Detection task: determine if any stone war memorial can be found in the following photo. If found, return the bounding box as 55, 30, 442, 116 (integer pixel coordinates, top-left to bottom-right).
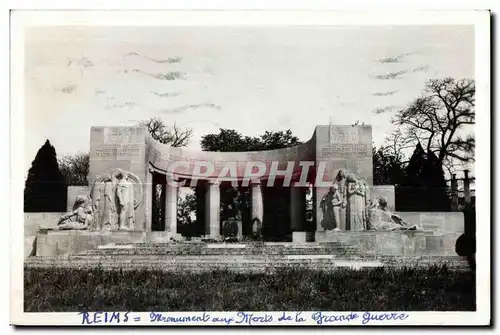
26, 124, 468, 271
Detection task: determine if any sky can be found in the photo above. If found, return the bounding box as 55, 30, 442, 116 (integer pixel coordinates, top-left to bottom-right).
24, 25, 475, 174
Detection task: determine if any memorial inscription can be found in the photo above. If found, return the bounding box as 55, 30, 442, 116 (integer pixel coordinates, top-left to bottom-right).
329, 128, 359, 144
92, 144, 142, 158
321, 144, 370, 157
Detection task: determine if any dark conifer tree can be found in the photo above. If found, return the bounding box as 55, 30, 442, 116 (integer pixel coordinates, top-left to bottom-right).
421, 150, 451, 211
397, 143, 427, 211
24, 140, 67, 212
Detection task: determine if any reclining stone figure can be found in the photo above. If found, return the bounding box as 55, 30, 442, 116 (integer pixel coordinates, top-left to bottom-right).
57, 195, 94, 230
366, 197, 420, 231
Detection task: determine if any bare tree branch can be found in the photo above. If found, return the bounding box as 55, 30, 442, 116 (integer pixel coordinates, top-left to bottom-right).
139, 117, 193, 147
388, 78, 475, 171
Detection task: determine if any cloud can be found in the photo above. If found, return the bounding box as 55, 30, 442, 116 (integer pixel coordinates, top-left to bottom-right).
412, 64, 430, 73
372, 90, 398, 97
126, 52, 182, 64
372, 105, 401, 114
371, 70, 407, 80
67, 57, 94, 68
158, 103, 222, 114
95, 90, 106, 95
60, 84, 77, 94
378, 51, 417, 64
131, 69, 186, 80
105, 102, 137, 109
151, 91, 180, 98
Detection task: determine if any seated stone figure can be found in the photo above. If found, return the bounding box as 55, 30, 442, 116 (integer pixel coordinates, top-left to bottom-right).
57, 195, 93, 230
367, 197, 420, 231
251, 218, 263, 241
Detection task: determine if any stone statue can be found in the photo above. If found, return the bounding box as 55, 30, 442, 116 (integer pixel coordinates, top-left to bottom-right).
251, 217, 263, 241
346, 174, 367, 231
367, 197, 420, 231
57, 195, 93, 230
102, 175, 117, 230
222, 187, 243, 240
89, 169, 142, 231
90, 173, 117, 230
114, 169, 136, 230
320, 184, 342, 231
334, 169, 347, 229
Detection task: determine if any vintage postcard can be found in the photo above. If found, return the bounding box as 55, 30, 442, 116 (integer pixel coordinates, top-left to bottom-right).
10, 10, 490, 326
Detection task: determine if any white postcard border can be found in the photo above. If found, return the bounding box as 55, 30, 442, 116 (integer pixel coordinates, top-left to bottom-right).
10, 9, 491, 326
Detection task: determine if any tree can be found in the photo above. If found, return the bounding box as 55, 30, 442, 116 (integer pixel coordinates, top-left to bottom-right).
372, 146, 405, 186
388, 78, 475, 173
397, 143, 450, 211
421, 150, 451, 211
177, 192, 197, 226
140, 117, 193, 147
24, 140, 67, 212
58, 152, 89, 186
201, 128, 301, 152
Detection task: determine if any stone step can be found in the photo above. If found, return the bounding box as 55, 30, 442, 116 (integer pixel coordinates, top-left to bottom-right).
24, 254, 470, 273
87, 242, 357, 252
24, 262, 470, 273
81, 247, 359, 256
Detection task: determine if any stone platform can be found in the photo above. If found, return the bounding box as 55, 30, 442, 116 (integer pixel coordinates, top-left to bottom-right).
35, 230, 179, 257
315, 230, 461, 257
25, 230, 469, 273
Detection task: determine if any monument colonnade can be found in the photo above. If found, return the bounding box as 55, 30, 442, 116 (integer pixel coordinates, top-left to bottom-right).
145, 165, 307, 239
88, 125, 374, 241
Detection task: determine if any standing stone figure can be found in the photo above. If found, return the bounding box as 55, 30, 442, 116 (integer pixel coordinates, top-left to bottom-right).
102, 175, 117, 230
346, 174, 367, 231
333, 169, 347, 229
320, 184, 342, 230
90, 169, 142, 231
115, 169, 135, 230
90, 174, 117, 230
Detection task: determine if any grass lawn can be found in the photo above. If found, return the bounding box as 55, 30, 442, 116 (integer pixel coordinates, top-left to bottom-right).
24, 265, 475, 312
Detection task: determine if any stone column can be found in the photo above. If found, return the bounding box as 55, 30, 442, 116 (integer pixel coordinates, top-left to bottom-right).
291, 186, 306, 243
144, 168, 154, 232
250, 180, 264, 223
165, 178, 178, 235
464, 169, 471, 205
205, 180, 220, 238
451, 174, 459, 211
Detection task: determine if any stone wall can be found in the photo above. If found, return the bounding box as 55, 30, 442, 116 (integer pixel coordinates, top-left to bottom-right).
394, 212, 464, 234
315, 231, 461, 257
66, 186, 90, 212
24, 213, 63, 258
89, 126, 148, 231
35, 231, 177, 257
371, 185, 395, 209
313, 125, 373, 232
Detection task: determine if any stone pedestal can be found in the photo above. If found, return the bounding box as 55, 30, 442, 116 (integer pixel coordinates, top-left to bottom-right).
88, 126, 148, 231
205, 180, 220, 238
313, 125, 373, 233
292, 232, 307, 244
165, 181, 177, 235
